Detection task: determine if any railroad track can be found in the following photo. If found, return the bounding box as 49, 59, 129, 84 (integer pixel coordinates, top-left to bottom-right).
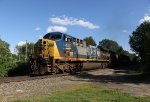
0, 73, 70, 84
0, 68, 102, 84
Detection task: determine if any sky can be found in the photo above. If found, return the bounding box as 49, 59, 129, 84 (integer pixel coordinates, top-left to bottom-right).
0, 0, 150, 54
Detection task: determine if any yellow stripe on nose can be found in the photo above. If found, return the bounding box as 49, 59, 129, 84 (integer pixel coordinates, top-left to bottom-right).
53, 41, 62, 59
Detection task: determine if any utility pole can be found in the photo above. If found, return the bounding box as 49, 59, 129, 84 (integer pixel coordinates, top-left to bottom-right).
25, 40, 28, 61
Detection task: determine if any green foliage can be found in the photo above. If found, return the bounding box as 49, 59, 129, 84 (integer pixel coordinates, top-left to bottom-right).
0, 39, 14, 76
83, 36, 96, 46
16, 42, 34, 61
99, 39, 138, 63
14, 84, 150, 102
16, 42, 34, 55
7, 42, 35, 76
99, 39, 123, 53
0, 39, 34, 76
12, 54, 18, 61
129, 21, 150, 61
129, 22, 150, 55
8, 61, 29, 76
129, 21, 150, 73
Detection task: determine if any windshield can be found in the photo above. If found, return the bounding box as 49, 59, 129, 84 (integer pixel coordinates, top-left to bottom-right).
43, 33, 62, 40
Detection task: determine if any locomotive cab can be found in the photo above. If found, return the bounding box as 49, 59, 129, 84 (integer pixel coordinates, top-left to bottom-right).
33, 32, 64, 58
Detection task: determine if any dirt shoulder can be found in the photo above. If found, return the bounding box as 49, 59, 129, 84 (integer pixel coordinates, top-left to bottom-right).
76, 66, 150, 97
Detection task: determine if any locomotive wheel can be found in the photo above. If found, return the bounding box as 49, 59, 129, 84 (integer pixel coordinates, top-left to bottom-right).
51, 66, 60, 75
29, 60, 37, 77
78, 63, 83, 72
52, 69, 56, 75
30, 60, 43, 76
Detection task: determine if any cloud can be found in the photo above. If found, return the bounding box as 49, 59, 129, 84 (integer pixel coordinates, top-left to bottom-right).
145, 7, 150, 16
9, 46, 18, 54
122, 29, 128, 33
139, 15, 150, 23
17, 41, 26, 46
9, 45, 15, 54
47, 26, 67, 33
34, 27, 40, 31
139, 7, 150, 24
49, 16, 99, 29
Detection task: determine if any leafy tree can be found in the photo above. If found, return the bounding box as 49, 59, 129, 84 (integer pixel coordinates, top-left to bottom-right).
6, 42, 35, 76
0, 39, 14, 76
129, 21, 150, 73
83, 36, 96, 46
0, 39, 34, 76
99, 39, 138, 63
99, 39, 122, 53
16, 42, 34, 61
12, 54, 18, 61
129, 21, 150, 58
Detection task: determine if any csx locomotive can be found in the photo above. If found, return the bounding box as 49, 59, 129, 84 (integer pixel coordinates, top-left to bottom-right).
29, 32, 110, 75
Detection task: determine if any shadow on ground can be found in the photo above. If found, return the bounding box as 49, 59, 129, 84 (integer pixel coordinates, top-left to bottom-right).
73, 65, 150, 84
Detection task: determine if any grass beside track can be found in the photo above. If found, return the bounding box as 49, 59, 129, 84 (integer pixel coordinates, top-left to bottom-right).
14, 83, 150, 102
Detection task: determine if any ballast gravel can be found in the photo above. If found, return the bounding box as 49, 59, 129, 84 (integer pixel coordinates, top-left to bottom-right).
0, 75, 87, 102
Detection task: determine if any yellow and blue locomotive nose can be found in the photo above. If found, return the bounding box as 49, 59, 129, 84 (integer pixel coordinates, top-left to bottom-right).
34, 39, 61, 59
40, 39, 55, 58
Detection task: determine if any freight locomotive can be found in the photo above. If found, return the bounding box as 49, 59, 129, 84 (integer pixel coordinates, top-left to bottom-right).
29, 32, 110, 76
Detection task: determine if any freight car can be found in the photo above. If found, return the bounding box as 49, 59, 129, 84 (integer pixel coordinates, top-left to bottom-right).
109, 51, 131, 67
29, 32, 110, 76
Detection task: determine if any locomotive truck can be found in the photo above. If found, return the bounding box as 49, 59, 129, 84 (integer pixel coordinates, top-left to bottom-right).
29, 32, 110, 76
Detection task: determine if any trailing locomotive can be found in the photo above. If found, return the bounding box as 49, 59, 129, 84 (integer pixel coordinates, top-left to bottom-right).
29, 32, 110, 76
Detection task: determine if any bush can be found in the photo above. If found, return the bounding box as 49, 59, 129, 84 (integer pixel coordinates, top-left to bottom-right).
0, 61, 16, 76
8, 61, 29, 76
